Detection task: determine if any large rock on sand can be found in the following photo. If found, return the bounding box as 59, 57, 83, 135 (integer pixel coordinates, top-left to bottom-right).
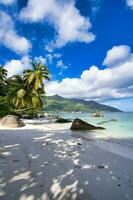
70, 118, 105, 130
1, 115, 25, 128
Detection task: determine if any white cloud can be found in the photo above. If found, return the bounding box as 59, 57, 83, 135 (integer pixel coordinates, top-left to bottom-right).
20, 0, 95, 49
0, 11, 31, 54
3, 55, 55, 77
56, 59, 69, 76
46, 53, 58, 64
4, 56, 32, 77
46, 45, 133, 101
103, 45, 131, 67
44, 53, 62, 64
127, 0, 133, 9
33, 53, 62, 66
56, 60, 68, 70
34, 56, 47, 65
0, 0, 16, 5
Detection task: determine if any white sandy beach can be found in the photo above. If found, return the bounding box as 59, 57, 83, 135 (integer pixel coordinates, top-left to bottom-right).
0, 123, 133, 200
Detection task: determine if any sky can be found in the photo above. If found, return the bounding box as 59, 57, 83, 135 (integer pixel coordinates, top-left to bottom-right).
0, 0, 133, 111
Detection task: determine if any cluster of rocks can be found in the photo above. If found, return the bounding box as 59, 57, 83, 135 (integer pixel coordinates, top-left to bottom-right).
21, 114, 38, 119
0, 115, 105, 130
21, 113, 59, 119
54, 116, 105, 130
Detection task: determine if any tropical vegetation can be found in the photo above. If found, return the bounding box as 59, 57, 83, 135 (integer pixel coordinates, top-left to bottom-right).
0, 62, 50, 117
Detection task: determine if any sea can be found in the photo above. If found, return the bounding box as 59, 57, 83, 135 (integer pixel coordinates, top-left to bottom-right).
60, 111, 133, 147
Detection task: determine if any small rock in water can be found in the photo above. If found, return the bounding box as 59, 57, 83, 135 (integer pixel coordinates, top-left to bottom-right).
117, 184, 121, 187
97, 165, 105, 169
55, 118, 72, 123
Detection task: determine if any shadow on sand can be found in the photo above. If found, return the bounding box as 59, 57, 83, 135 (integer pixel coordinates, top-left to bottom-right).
0, 128, 133, 200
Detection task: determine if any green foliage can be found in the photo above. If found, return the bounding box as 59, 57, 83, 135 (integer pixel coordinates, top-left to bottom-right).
0, 62, 50, 117
43, 97, 91, 112
24, 62, 50, 92
0, 104, 11, 117
6, 75, 32, 109
0, 67, 8, 97
43, 95, 121, 112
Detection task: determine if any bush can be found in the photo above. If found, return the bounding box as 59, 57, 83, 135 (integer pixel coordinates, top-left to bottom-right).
0, 104, 11, 117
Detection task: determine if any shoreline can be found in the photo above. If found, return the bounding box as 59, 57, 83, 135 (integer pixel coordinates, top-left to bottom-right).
0, 122, 133, 160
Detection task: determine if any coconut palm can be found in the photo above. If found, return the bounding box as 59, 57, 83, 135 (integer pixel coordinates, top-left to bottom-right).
6, 75, 32, 109
24, 62, 50, 93
7, 74, 45, 111
0, 62, 50, 112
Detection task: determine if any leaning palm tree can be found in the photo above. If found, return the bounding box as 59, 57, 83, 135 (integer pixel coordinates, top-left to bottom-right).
24, 62, 50, 93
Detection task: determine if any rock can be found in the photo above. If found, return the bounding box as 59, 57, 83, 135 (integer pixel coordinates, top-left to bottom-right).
55, 117, 72, 123
92, 112, 104, 117
21, 114, 37, 119
98, 119, 117, 125
37, 113, 44, 118
70, 118, 105, 130
21, 114, 28, 119
110, 119, 117, 122
44, 112, 49, 117
1, 115, 25, 128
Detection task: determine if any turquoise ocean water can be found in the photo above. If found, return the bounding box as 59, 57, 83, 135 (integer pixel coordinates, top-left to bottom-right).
60, 112, 133, 147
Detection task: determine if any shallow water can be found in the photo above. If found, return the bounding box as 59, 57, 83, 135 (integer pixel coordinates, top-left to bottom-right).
60, 112, 133, 147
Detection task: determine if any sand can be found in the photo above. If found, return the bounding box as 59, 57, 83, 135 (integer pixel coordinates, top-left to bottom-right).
0, 123, 133, 200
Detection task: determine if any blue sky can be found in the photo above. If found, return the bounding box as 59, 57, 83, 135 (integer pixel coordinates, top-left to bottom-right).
0, 0, 133, 111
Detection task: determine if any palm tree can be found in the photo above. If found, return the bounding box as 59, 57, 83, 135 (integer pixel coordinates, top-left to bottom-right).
0, 67, 10, 116
0, 67, 7, 97
24, 62, 50, 93
7, 72, 48, 111
6, 75, 32, 109
0, 67, 7, 82
0, 62, 50, 112
23, 62, 50, 111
